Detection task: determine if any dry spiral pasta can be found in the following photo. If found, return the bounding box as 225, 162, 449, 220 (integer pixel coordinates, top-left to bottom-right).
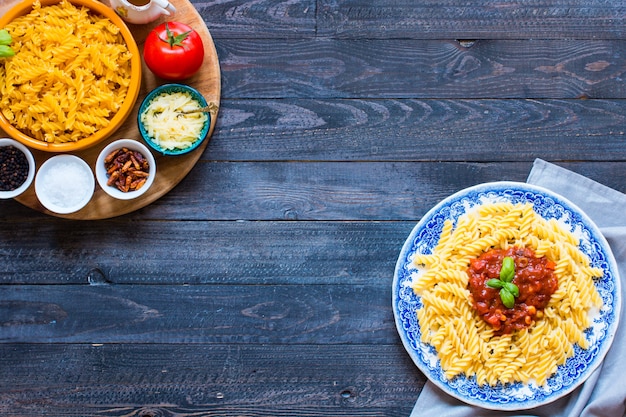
0, 0, 132, 143
412, 202, 603, 387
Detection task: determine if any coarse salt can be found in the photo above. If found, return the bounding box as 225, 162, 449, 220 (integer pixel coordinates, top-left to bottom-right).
39, 160, 92, 208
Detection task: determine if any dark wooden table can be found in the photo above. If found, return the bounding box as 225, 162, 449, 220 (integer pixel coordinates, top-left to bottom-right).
2, 1, 626, 416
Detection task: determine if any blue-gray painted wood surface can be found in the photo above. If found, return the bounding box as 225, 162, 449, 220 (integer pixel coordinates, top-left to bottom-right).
1, 1, 626, 415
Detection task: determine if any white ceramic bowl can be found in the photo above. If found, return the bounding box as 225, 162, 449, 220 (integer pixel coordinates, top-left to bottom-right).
0, 138, 36, 199
35, 155, 94, 213
95, 139, 156, 200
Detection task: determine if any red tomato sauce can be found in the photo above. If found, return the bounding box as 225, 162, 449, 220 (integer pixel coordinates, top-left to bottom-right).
467, 247, 558, 334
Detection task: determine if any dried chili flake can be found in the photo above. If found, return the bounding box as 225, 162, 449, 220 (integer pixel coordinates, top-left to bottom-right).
103, 147, 150, 192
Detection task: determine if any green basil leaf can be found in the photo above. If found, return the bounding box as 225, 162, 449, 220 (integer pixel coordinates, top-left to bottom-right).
500, 288, 515, 308
0, 45, 15, 58
486, 279, 504, 289
502, 270, 515, 283
500, 256, 515, 282
0, 29, 11, 46
503, 282, 519, 297
502, 256, 515, 271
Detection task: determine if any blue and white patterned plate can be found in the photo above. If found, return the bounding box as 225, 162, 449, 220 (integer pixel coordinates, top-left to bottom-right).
393, 181, 621, 411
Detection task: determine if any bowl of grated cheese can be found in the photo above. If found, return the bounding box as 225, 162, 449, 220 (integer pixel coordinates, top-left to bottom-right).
137, 84, 211, 156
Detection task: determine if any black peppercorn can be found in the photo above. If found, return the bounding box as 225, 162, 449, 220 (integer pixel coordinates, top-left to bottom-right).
0, 145, 29, 191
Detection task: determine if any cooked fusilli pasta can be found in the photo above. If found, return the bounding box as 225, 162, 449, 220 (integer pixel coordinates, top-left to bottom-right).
412, 202, 603, 387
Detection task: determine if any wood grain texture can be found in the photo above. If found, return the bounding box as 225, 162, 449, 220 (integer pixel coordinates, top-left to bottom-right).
0, 220, 413, 284
316, 0, 626, 40
192, 0, 317, 39
0, 284, 397, 342
189, 0, 626, 41
3, 162, 626, 220
0, 344, 423, 417
216, 39, 626, 99
1, 0, 626, 415
144, 161, 626, 220
207, 99, 626, 161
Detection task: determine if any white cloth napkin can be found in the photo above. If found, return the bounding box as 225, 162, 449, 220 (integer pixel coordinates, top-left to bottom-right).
410, 159, 626, 417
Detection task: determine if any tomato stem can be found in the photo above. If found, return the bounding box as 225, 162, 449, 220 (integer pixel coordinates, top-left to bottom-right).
160, 23, 191, 48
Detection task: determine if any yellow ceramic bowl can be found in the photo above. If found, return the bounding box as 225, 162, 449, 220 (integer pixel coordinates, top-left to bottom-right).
0, 0, 141, 152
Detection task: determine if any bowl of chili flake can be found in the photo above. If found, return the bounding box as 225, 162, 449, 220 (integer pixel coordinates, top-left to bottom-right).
95, 139, 156, 200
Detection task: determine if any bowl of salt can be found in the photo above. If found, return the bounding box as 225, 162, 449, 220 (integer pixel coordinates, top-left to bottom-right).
35, 155, 95, 214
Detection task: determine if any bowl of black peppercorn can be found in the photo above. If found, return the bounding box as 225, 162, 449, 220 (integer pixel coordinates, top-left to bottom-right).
0, 138, 36, 199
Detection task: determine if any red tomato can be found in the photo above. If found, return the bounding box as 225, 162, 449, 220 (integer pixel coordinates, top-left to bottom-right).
143, 22, 204, 80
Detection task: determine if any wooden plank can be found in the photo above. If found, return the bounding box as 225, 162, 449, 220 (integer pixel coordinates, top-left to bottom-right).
0, 284, 397, 343
217, 39, 626, 99
317, 0, 626, 40
2, 162, 626, 221
191, 0, 317, 39
135, 161, 626, 220
0, 343, 423, 416
0, 220, 411, 284
207, 99, 626, 161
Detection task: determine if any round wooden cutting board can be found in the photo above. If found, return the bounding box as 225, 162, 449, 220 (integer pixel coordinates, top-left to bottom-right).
0, 0, 221, 219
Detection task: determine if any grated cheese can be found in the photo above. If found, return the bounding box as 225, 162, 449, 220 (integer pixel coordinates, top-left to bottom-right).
140, 92, 208, 150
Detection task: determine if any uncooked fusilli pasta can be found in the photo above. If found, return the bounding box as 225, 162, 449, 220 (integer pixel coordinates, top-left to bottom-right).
0, 0, 132, 143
